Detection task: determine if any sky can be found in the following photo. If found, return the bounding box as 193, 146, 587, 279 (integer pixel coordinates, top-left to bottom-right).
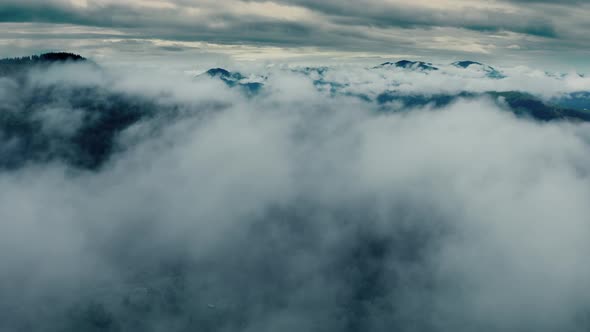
0, 0, 589, 70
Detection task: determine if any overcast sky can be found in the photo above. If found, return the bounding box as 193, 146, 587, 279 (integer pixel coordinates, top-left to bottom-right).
0, 0, 589, 70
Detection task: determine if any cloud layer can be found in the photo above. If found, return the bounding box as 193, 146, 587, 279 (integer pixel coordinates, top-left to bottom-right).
1, 59, 590, 331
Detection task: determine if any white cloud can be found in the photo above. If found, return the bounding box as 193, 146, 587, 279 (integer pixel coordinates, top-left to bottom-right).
1, 60, 590, 331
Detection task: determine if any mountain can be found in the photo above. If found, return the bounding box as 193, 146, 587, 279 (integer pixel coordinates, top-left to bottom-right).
551, 91, 590, 111
376, 90, 590, 121
376, 60, 439, 71
0, 52, 87, 77
452, 60, 505, 79
206, 67, 245, 82
202, 68, 263, 95
0, 52, 86, 65
293, 66, 329, 77
0, 53, 162, 170
489, 91, 590, 121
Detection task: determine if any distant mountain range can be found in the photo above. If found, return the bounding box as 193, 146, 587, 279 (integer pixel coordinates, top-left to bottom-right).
200, 61, 590, 122
373, 60, 505, 79
1, 53, 590, 170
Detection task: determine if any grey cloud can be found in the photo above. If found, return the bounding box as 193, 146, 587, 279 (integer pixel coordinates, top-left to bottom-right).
1, 0, 588, 64
251, 0, 558, 37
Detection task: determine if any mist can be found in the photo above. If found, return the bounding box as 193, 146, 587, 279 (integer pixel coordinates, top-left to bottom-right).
1, 60, 590, 332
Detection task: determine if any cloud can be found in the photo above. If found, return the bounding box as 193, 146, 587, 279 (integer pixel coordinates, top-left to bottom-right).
1, 60, 590, 331
0, 0, 559, 38
1, 0, 590, 68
